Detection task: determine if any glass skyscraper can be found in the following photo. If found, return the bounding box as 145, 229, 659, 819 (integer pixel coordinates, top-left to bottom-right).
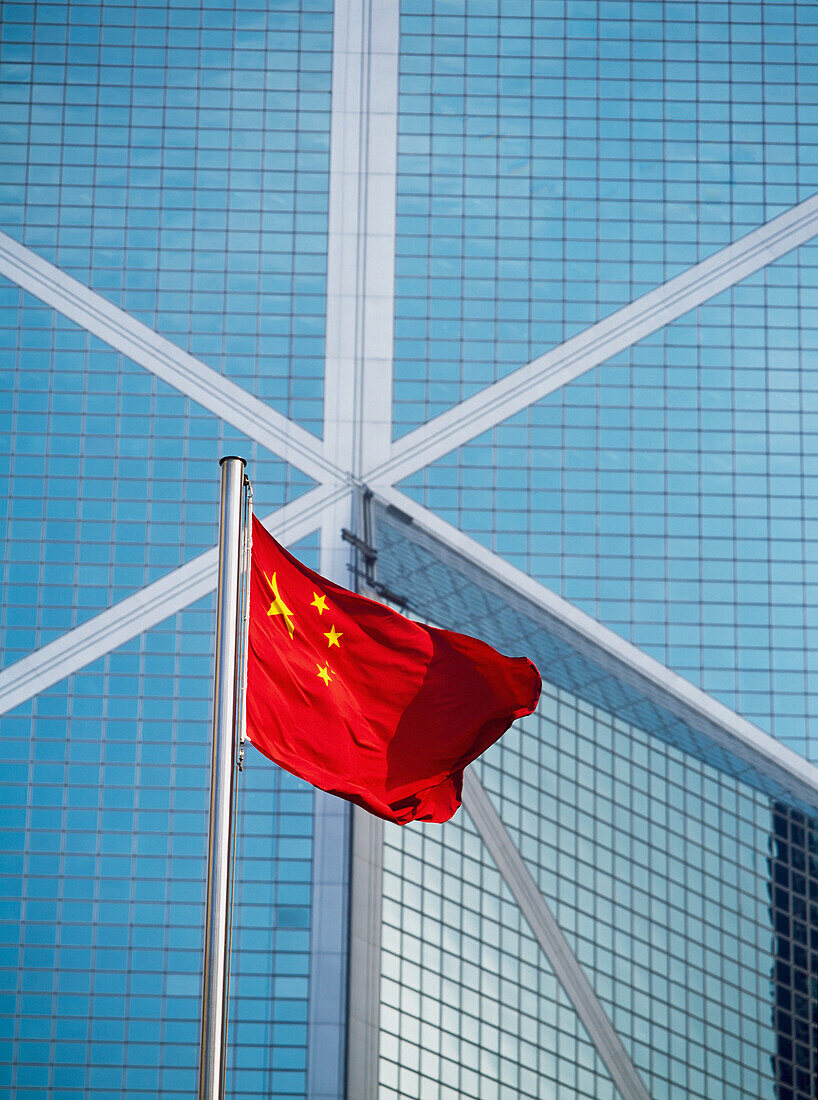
2, 0, 818, 1097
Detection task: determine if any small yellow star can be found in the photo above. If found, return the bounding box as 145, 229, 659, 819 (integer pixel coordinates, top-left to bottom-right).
265, 572, 295, 639
312, 592, 327, 615
324, 625, 342, 649
316, 663, 332, 686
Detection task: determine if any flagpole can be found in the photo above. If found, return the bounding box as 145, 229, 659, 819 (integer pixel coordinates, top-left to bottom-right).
199, 455, 247, 1100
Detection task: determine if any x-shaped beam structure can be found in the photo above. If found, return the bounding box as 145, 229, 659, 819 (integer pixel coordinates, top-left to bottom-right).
2, 191, 818, 715
3, 4, 818, 1094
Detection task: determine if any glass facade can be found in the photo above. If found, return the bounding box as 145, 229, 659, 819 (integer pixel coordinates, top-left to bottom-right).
3, 0, 818, 1098
0, 0, 332, 432
0, 276, 314, 671
1, 595, 317, 1097
373, 503, 818, 1100
392, 0, 818, 436
381, 803, 618, 1100
399, 242, 818, 755
382, 703, 781, 1100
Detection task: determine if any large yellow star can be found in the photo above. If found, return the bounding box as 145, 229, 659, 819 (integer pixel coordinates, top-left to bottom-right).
324, 625, 342, 648
311, 592, 327, 615
264, 572, 295, 639
316, 663, 332, 686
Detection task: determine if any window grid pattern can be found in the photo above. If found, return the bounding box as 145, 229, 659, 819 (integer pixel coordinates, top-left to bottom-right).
478, 692, 778, 1099
0, 593, 316, 1098
399, 243, 818, 756
0, 277, 315, 671
0, 2, 816, 1096
374, 504, 810, 1100
393, 0, 818, 436
380, 808, 617, 1100
0, 0, 333, 433
770, 804, 818, 1100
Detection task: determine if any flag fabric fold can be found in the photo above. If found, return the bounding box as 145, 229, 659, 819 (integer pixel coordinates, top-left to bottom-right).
245, 516, 541, 824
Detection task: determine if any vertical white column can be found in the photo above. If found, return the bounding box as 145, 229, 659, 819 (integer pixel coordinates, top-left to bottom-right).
322, 0, 399, 486
355, 0, 400, 476
307, 0, 400, 1096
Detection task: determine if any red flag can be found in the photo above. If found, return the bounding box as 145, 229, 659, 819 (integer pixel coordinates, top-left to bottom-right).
245, 516, 541, 824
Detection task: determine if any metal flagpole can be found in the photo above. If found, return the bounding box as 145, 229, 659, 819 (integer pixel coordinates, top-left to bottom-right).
198, 456, 248, 1100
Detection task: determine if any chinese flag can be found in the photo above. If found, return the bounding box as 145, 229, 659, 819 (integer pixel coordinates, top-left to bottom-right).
246, 516, 541, 824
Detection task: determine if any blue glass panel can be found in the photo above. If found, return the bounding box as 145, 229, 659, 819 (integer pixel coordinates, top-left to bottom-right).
0, 277, 316, 669
374, 502, 806, 1099
399, 240, 818, 757
393, 0, 818, 435
0, 593, 315, 1096
0, 0, 333, 434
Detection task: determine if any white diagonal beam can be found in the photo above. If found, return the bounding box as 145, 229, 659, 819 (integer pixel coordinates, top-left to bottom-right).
376, 486, 818, 811
462, 770, 652, 1100
368, 191, 818, 487
0, 229, 343, 487
0, 485, 349, 716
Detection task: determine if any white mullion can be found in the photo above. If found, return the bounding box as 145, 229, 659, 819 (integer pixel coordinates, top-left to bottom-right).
315, 0, 399, 1096
368, 191, 818, 488
0, 485, 344, 717
357, 0, 399, 473
322, 0, 398, 481
0, 229, 341, 486
320, 0, 364, 482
